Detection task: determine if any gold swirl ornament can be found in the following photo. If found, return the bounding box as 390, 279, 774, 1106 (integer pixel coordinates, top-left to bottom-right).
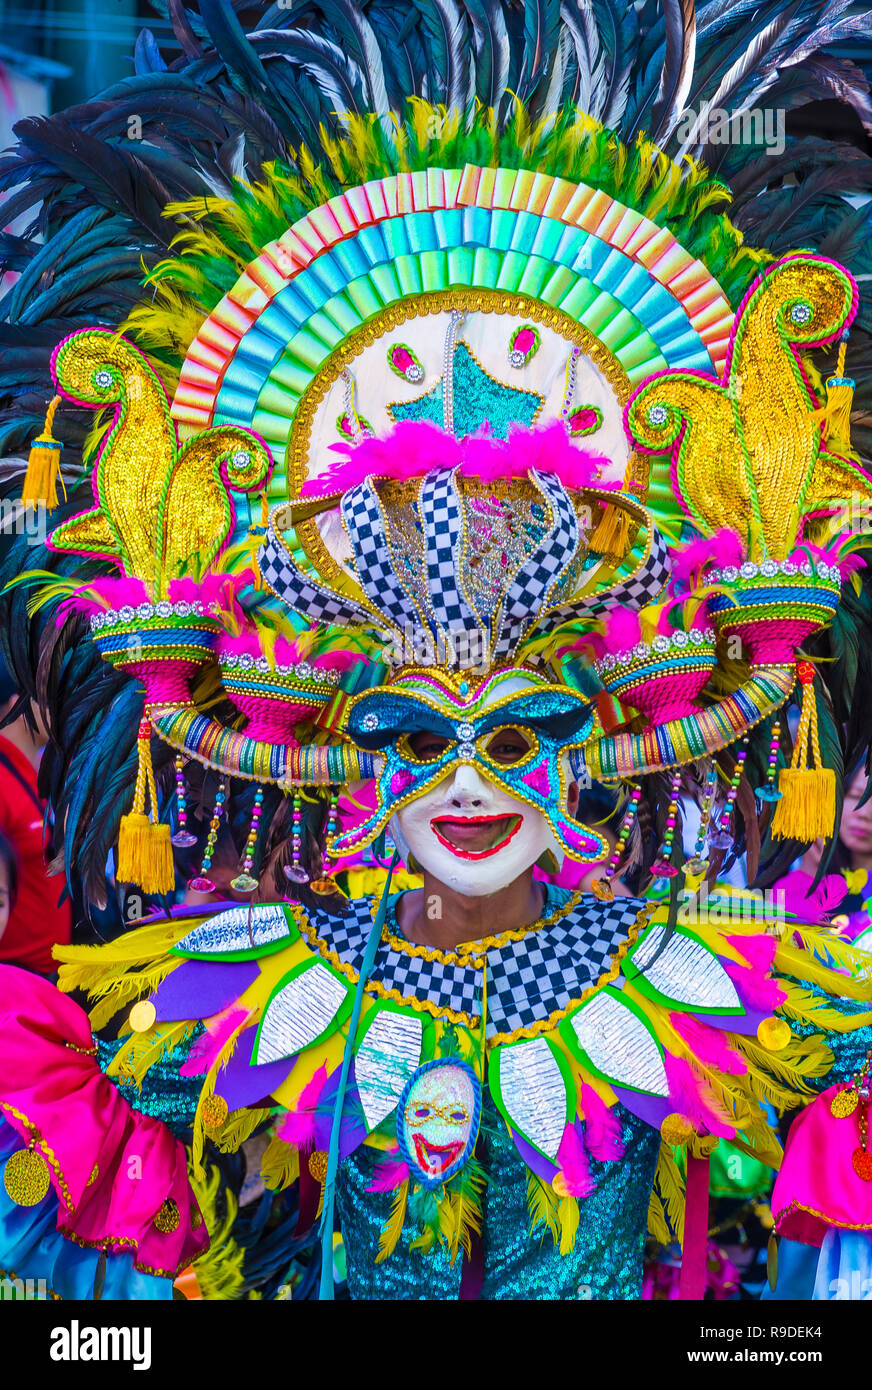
47, 329, 272, 596
626, 255, 872, 559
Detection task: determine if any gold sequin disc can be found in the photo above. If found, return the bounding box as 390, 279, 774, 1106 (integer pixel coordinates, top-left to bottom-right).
3, 1149, 51, 1206
756, 1017, 792, 1052
129, 1000, 157, 1033
153, 1197, 181, 1233
201, 1094, 229, 1131
308, 1150, 329, 1184
660, 1113, 696, 1147
831, 1087, 859, 1118
853, 1148, 872, 1182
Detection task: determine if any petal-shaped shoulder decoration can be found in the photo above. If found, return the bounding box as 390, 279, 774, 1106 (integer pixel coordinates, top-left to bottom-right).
489, 1035, 573, 1161
624, 924, 742, 1013
253, 959, 351, 1064
354, 1007, 423, 1132
171, 904, 296, 961
560, 986, 668, 1096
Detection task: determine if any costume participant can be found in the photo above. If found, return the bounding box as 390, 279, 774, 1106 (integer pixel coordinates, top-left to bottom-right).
2, 16, 872, 1303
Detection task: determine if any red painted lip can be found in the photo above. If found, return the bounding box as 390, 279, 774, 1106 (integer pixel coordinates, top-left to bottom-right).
430, 814, 522, 860
412, 1133, 464, 1176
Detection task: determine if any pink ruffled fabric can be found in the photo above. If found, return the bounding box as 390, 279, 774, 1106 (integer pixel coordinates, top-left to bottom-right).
772, 1082, 872, 1246
0, 966, 207, 1276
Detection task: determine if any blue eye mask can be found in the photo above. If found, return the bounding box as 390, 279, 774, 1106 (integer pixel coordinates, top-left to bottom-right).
333, 683, 606, 862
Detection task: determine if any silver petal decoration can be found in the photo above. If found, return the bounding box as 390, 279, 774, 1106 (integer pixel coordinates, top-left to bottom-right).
631, 926, 740, 1011
355, 1011, 423, 1131
174, 903, 290, 957
256, 962, 348, 1064
497, 1037, 568, 1160
570, 989, 668, 1096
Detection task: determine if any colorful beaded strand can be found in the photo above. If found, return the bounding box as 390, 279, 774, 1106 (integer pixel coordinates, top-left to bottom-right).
755, 719, 783, 802
170, 756, 197, 848
188, 780, 225, 892
652, 770, 682, 877
592, 785, 641, 902
283, 790, 310, 885
310, 787, 340, 895
708, 740, 748, 850
231, 785, 264, 893
685, 766, 718, 874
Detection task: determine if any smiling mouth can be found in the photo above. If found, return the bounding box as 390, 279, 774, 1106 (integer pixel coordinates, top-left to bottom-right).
430, 814, 522, 860
412, 1134, 464, 1175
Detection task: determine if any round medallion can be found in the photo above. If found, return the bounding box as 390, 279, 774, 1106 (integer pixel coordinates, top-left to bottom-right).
831, 1087, 859, 1118
201, 1094, 229, 1132
129, 1000, 157, 1033
308, 1150, 329, 1184
153, 1197, 181, 1233
3, 1148, 51, 1206
283, 864, 310, 884
756, 1017, 792, 1052
170, 830, 198, 848
397, 1059, 482, 1190
853, 1148, 872, 1182
660, 1113, 696, 1147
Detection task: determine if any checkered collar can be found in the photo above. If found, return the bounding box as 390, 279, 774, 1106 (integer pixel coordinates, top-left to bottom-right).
298, 889, 651, 1040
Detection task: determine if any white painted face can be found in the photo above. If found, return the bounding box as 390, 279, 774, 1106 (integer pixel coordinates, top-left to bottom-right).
392, 755, 561, 897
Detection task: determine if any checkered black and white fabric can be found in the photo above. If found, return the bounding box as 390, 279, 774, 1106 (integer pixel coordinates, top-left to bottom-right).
492, 471, 580, 660
586, 524, 671, 615
341, 480, 417, 634
305, 893, 647, 1037
420, 470, 481, 648
258, 526, 375, 628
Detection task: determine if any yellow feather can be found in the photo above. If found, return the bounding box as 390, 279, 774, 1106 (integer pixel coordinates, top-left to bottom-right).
779, 980, 872, 1032
558, 1195, 580, 1256
647, 1186, 671, 1245
260, 1135, 300, 1192
656, 1143, 686, 1244
375, 1180, 408, 1264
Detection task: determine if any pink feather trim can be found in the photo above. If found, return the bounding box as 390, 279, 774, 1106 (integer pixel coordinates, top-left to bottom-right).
366, 1153, 411, 1193
668, 1012, 747, 1075
275, 1063, 330, 1151
62, 575, 152, 617
664, 1054, 735, 1138
722, 960, 787, 1012
775, 870, 849, 924
579, 1083, 625, 1161
302, 420, 612, 498
556, 1119, 596, 1197
179, 1006, 249, 1077
600, 607, 642, 654
724, 934, 778, 971
669, 529, 745, 596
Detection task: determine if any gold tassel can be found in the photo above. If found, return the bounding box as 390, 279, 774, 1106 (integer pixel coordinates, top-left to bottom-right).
817, 336, 858, 461
21, 395, 64, 509
589, 502, 632, 558
117, 718, 175, 894
771, 662, 836, 840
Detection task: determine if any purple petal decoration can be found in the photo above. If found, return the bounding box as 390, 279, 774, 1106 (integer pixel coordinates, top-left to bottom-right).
692, 1005, 768, 1036
152, 958, 258, 1022
313, 1063, 368, 1159
610, 1085, 672, 1131
215, 1026, 296, 1110
510, 1127, 559, 1184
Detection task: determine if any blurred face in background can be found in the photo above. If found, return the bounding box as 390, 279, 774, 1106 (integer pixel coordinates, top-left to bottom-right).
0, 854, 11, 940
839, 769, 872, 860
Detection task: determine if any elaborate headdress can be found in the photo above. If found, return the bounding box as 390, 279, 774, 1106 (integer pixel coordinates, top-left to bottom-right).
3, 7, 872, 906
